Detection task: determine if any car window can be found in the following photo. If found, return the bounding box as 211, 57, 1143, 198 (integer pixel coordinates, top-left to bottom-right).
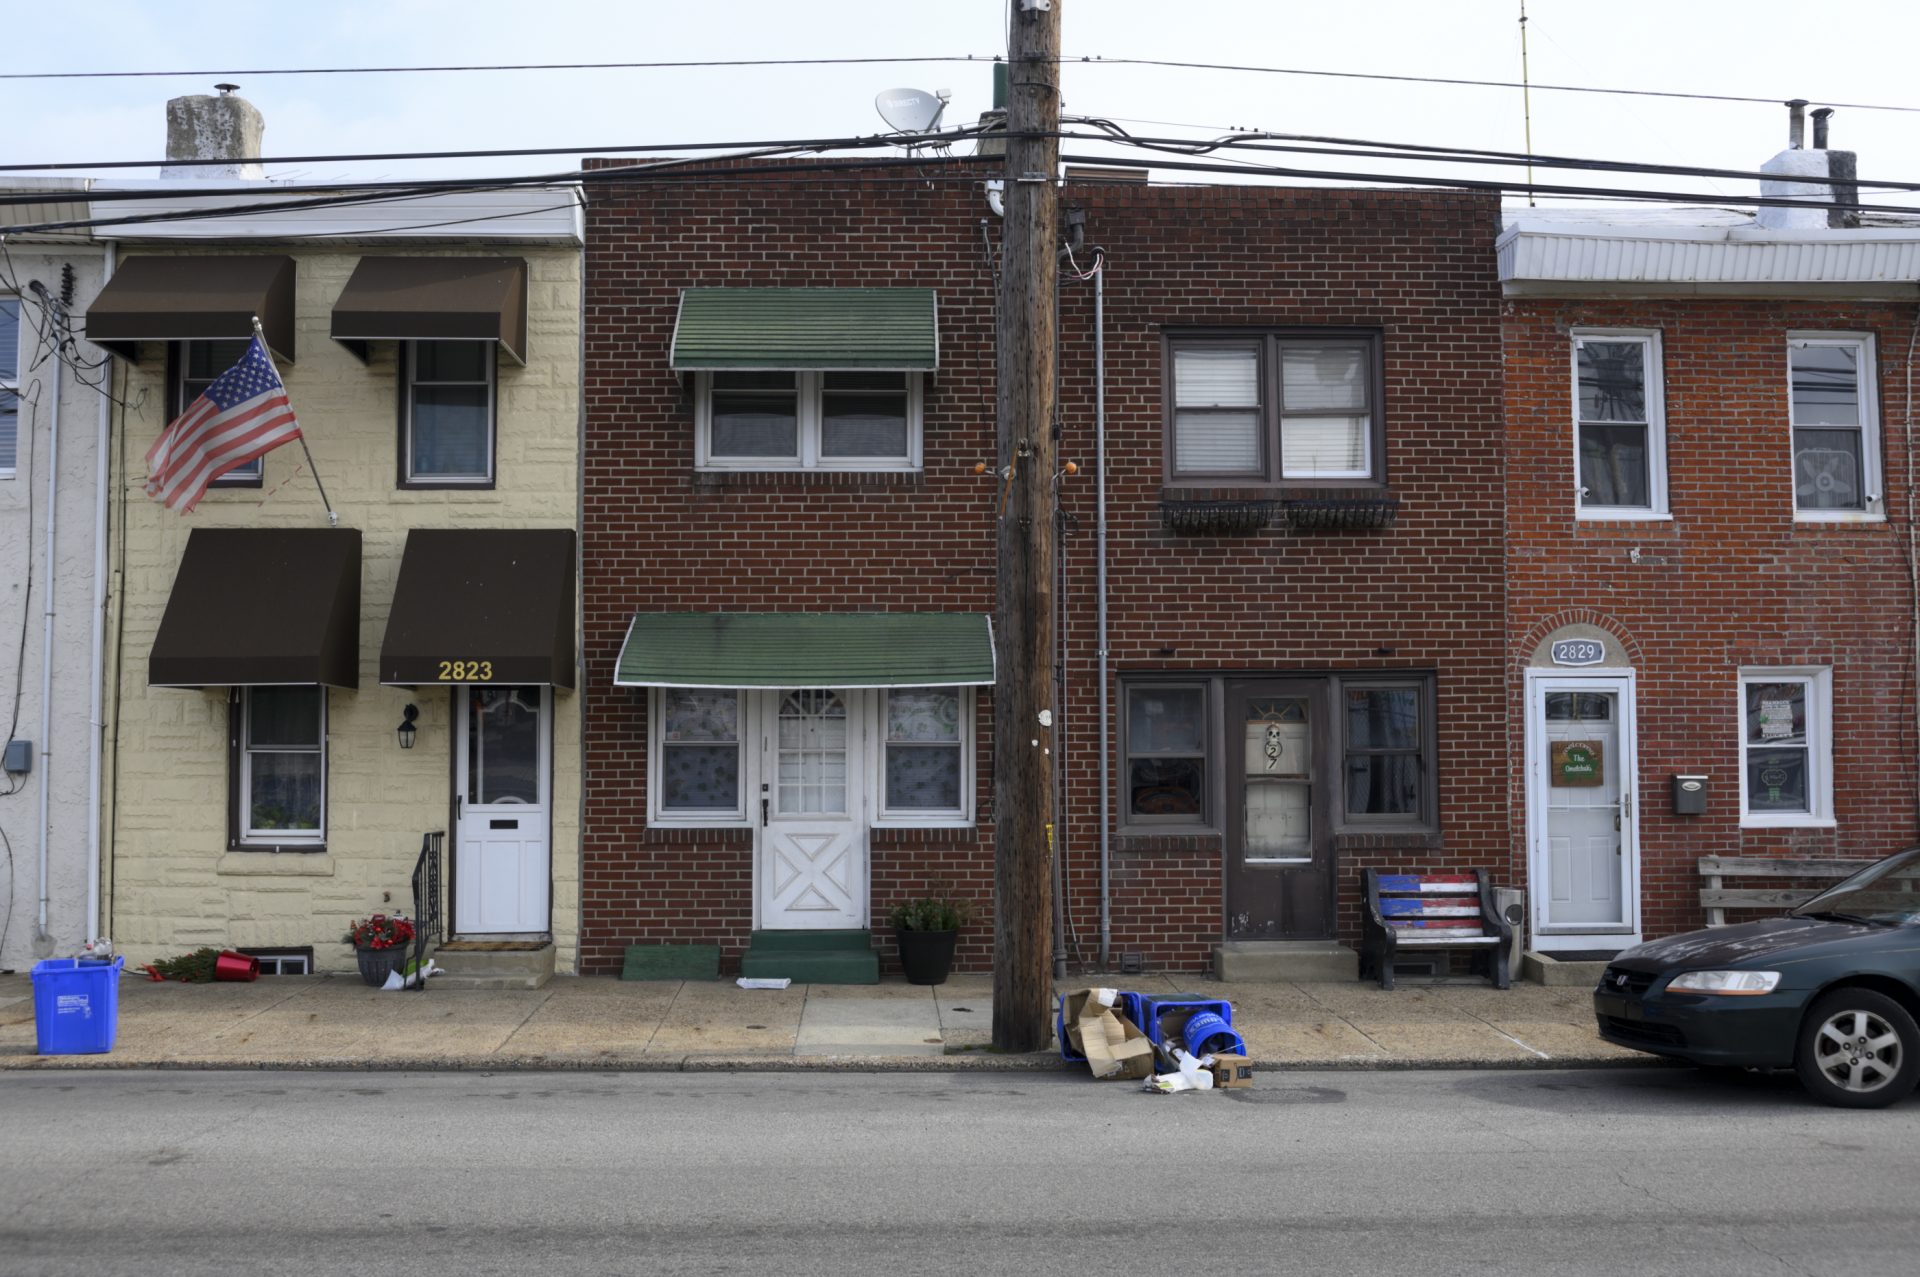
1792, 849, 1920, 924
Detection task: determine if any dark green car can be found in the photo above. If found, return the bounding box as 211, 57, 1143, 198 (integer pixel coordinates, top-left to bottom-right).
1594, 848, 1920, 1108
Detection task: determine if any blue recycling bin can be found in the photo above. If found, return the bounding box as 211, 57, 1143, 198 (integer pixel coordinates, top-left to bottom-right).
31, 956, 125, 1055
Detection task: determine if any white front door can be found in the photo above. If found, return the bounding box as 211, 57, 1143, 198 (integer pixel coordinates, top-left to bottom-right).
454, 684, 551, 935
758, 688, 867, 930
1526, 671, 1639, 951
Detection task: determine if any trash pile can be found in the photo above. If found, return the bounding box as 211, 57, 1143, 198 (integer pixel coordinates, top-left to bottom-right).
1058, 987, 1253, 1092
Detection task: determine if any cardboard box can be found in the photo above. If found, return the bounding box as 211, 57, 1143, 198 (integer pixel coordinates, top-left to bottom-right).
1062, 988, 1155, 1081
1206, 1052, 1255, 1089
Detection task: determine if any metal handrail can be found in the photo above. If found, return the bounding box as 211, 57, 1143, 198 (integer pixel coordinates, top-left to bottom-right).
409, 831, 444, 992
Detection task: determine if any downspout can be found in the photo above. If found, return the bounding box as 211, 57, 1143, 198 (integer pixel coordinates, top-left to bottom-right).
1094, 256, 1111, 971
86, 242, 115, 946
34, 289, 64, 943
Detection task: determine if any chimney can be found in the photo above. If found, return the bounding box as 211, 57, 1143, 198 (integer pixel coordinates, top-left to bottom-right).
974, 63, 1008, 158
160, 84, 266, 180
1756, 100, 1858, 231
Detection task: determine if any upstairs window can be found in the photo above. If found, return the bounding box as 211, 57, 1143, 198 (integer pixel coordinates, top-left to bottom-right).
1572, 330, 1666, 517
0, 297, 18, 477
696, 371, 922, 471
1788, 334, 1881, 519
1166, 334, 1382, 485
403, 340, 496, 486
172, 340, 261, 486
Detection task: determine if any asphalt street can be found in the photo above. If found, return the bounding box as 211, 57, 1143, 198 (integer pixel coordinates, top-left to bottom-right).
2, 1066, 1914, 1275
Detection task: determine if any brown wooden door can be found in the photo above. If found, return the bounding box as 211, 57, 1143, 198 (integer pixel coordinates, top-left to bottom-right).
1224, 679, 1335, 940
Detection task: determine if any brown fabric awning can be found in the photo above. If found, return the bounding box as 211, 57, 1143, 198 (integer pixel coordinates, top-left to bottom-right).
149, 529, 360, 688
379, 528, 575, 688
330, 257, 529, 365
87, 255, 296, 363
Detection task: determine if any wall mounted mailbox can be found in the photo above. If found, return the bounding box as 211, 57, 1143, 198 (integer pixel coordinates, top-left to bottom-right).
1672, 774, 1708, 816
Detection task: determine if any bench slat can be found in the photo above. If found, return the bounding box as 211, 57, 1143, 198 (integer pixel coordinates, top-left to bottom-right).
1394, 936, 1501, 946
1381, 899, 1482, 918
1377, 874, 1480, 894
1696, 857, 1875, 878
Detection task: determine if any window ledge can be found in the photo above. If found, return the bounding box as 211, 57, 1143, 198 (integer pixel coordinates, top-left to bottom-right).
1794, 513, 1886, 526
1113, 830, 1222, 855
871, 825, 980, 848
640, 825, 753, 846
693, 469, 924, 489
218, 851, 334, 877
1576, 511, 1673, 523
1738, 816, 1837, 831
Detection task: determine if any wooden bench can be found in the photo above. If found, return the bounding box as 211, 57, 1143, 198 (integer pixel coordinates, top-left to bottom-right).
1698, 856, 1879, 926
1360, 869, 1514, 990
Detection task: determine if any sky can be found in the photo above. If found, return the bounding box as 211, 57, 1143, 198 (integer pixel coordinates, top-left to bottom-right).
3, 0, 1918, 211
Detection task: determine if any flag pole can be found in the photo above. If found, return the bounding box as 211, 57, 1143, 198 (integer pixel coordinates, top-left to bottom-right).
251, 315, 337, 527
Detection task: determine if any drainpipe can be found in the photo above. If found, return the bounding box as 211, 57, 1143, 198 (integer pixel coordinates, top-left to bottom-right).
34, 287, 64, 944
86, 242, 115, 946
1093, 256, 1111, 971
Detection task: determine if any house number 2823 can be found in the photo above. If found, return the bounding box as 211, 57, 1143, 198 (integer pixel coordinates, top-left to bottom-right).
436, 661, 494, 681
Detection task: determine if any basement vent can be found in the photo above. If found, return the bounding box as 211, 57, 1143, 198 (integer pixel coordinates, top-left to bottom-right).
240, 946, 314, 975
1118, 951, 1146, 975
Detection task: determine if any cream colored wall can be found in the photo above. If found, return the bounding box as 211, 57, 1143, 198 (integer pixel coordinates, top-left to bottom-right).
100, 246, 582, 974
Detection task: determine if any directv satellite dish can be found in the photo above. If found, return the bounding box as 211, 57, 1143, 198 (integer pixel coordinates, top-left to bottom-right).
875, 87, 949, 134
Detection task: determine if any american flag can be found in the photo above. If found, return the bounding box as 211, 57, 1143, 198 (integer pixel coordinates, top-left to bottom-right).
145, 336, 302, 513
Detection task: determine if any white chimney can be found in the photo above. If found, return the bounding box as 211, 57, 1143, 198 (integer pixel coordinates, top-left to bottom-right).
1756, 100, 1859, 231
160, 84, 265, 180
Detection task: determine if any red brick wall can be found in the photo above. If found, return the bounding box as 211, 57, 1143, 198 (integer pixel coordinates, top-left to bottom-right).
581, 160, 1510, 974
1503, 298, 1919, 939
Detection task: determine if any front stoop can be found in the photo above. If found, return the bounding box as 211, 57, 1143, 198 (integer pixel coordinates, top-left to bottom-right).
1521, 951, 1612, 987
429, 940, 555, 990
1213, 940, 1360, 982
741, 929, 879, 985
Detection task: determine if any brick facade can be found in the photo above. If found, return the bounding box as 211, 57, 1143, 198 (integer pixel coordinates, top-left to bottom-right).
581, 162, 1509, 975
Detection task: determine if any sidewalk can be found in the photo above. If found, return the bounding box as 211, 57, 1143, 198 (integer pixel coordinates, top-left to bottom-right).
0, 970, 1646, 1072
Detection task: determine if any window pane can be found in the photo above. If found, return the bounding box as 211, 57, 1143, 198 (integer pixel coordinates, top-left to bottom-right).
1245, 777, 1310, 856
1746, 682, 1806, 747
185, 339, 250, 383
662, 745, 739, 810
825, 372, 906, 392
248, 688, 321, 748
1174, 347, 1258, 407
1129, 688, 1204, 754
1129, 757, 1204, 818
887, 689, 960, 742
1281, 416, 1367, 475
1747, 747, 1809, 813
468, 686, 539, 805
414, 340, 487, 382
1345, 688, 1419, 750
1576, 341, 1646, 422
0, 390, 16, 471
1281, 346, 1366, 412
711, 388, 798, 457
1794, 428, 1864, 510
1346, 755, 1420, 816
887, 744, 961, 810
412, 385, 490, 477
1790, 345, 1860, 426
250, 753, 321, 830
1579, 423, 1650, 506
1173, 411, 1260, 473
0, 299, 18, 379
663, 690, 737, 742
714, 371, 796, 392
821, 391, 909, 457
1544, 692, 1574, 721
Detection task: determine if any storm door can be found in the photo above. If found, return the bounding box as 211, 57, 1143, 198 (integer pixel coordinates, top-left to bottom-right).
1526, 671, 1639, 949
1225, 680, 1335, 940
453, 684, 551, 935
757, 689, 868, 929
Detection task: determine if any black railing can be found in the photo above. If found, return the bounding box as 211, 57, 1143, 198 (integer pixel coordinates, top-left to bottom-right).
409, 831, 444, 993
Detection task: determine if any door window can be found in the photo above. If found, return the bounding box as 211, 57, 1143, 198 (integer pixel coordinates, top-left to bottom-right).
466, 686, 540, 805
777, 689, 849, 816
1243, 697, 1310, 860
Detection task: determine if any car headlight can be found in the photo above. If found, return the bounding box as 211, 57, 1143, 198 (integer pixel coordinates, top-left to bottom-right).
1665, 970, 1782, 996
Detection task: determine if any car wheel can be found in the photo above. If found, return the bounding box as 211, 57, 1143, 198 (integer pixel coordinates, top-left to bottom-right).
1794, 989, 1920, 1109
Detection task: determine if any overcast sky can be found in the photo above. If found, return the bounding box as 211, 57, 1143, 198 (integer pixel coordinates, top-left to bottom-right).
4, 0, 1917, 210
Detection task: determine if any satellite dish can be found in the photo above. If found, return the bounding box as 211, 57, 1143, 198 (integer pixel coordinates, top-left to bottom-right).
875, 87, 949, 134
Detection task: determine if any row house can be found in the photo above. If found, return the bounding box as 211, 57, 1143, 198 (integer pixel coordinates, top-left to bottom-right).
578, 158, 1509, 978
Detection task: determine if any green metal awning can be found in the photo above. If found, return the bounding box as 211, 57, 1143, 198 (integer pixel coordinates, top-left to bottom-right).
668, 288, 939, 371
614, 613, 994, 689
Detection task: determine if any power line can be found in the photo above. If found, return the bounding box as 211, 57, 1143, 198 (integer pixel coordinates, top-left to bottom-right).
3, 51, 1916, 114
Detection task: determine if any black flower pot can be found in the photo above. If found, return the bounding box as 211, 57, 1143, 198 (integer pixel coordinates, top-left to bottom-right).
355, 945, 406, 988
896, 929, 959, 986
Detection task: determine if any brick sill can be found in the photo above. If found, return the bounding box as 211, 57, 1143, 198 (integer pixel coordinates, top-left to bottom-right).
693, 470, 925, 490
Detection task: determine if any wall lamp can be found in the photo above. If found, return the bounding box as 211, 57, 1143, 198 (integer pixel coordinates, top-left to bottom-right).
397, 703, 420, 750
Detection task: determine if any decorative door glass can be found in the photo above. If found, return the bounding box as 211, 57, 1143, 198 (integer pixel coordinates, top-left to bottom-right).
778, 689, 848, 816
1243, 697, 1310, 860
466, 686, 540, 805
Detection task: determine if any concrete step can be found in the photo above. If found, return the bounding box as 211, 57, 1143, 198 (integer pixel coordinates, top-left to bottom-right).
741, 931, 878, 985
746, 929, 874, 954
1521, 951, 1612, 988
428, 942, 554, 990
1213, 940, 1359, 982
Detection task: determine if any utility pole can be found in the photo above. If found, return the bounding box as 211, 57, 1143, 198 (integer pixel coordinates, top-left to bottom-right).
992, 0, 1062, 1053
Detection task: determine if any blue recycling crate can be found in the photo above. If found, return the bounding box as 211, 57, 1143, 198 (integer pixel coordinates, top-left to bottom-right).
1136, 993, 1234, 1050
32, 957, 125, 1055
1056, 989, 1144, 1062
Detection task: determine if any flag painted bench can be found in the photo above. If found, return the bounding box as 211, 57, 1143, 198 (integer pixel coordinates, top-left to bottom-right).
1697, 856, 1880, 927
1360, 869, 1515, 990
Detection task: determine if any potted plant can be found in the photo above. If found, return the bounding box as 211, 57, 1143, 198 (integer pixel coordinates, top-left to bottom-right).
345, 914, 416, 988
889, 891, 972, 986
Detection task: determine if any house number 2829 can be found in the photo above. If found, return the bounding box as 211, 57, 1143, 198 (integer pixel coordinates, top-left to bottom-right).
436, 661, 494, 681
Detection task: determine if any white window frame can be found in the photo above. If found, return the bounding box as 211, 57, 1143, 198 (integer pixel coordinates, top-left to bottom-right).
1787, 332, 1883, 523
694, 371, 924, 472
238, 687, 327, 847
403, 339, 497, 486
873, 686, 975, 828
1, 295, 19, 479
649, 688, 752, 827
1737, 667, 1834, 828
1570, 329, 1668, 520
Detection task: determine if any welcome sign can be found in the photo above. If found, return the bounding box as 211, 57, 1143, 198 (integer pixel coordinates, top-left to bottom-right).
1552, 740, 1604, 787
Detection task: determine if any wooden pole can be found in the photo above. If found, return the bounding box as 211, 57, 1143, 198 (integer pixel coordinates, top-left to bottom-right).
992, 0, 1062, 1053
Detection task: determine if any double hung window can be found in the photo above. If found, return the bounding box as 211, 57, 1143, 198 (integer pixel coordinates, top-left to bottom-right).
1166, 333, 1382, 484
1571, 330, 1666, 516
403, 340, 496, 486
698, 371, 922, 471
656, 689, 745, 819
1738, 668, 1833, 825
0, 297, 18, 476
1788, 334, 1881, 518
1341, 682, 1432, 825
881, 688, 967, 820
233, 687, 326, 847
174, 339, 261, 485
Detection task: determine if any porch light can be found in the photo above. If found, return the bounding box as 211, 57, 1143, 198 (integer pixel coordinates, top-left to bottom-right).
397, 703, 419, 750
